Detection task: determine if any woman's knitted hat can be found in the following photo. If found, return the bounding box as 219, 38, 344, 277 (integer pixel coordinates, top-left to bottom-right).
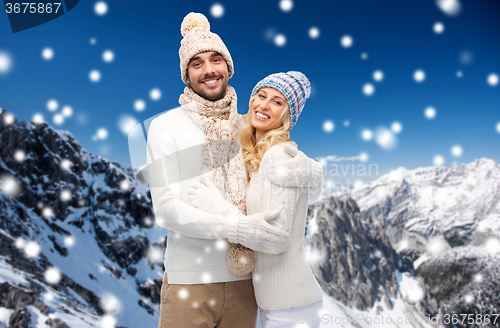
250, 71, 311, 130
179, 12, 234, 85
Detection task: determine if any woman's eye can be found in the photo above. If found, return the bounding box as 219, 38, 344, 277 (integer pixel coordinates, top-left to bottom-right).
259, 95, 265, 99
275, 101, 282, 105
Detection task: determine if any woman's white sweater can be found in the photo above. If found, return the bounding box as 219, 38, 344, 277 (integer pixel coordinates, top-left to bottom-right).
228, 142, 324, 310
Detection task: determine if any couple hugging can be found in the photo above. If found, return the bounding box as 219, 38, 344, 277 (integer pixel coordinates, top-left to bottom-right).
146, 12, 324, 328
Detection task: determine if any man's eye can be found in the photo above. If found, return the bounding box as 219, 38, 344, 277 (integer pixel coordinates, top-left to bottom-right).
213, 58, 220, 62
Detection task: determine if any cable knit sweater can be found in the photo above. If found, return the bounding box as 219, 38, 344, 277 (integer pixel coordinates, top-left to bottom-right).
228, 142, 324, 310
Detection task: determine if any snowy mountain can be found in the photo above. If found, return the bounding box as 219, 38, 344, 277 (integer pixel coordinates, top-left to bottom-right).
340, 159, 500, 260
325, 159, 500, 327
2, 106, 497, 328
0, 108, 166, 327
306, 197, 440, 328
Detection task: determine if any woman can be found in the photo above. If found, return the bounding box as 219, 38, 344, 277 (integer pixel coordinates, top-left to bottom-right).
189, 71, 324, 328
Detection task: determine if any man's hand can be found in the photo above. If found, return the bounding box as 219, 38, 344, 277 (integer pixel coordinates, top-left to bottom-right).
187, 178, 229, 214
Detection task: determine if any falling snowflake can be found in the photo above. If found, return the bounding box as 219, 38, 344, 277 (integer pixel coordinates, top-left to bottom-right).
58, 190, 72, 202
3, 113, 15, 125
89, 69, 101, 82
484, 237, 500, 254
451, 145, 463, 157
208, 298, 216, 307
134, 99, 146, 112
279, 0, 293, 12
361, 52, 368, 60
363, 83, 374, 96
359, 152, 368, 162
343, 120, 350, 127
60, 159, 73, 171
42, 207, 54, 218
192, 302, 199, 309
391, 121, 402, 134
53, 114, 64, 125
101, 294, 121, 313
407, 285, 424, 303
210, 3, 224, 18
150, 88, 162, 101
100, 314, 116, 328
427, 237, 447, 256
373, 70, 384, 82
103, 50, 115, 63
459, 50, 473, 65
15, 238, 25, 249
464, 294, 474, 304
353, 180, 364, 189
94, 1, 108, 16
24, 241, 41, 258
456, 71, 463, 78
36, 201, 44, 209
473, 273, 483, 283
201, 272, 212, 283
274, 34, 286, 47
64, 235, 76, 247
436, 0, 461, 16
148, 247, 163, 264
62, 106, 73, 118
204, 246, 211, 253
143, 216, 153, 226
44, 267, 61, 285
341, 35, 353, 48
215, 239, 227, 251
308, 27, 320, 39
14, 150, 26, 163
433, 155, 445, 166
32, 113, 44, 124
414, 69, 426, 82
1, 174, 21, 197
42, 47, 54, 61
195, 257, 203, 265
496, 122, 500, 134
307, 249, 322, 266
96, 127, 108, 140
375, 128, 397, 150
433, 22, 445, 34
323, 120, 334, 133
487, 73, 499, 86
43, 292, 54, 301
424, 107, 437, 119
118, 115, 139, 136
116, 199, 125, 207
77, 199, 86, 207
47, 99, 58, 112
0, 51, 13, 74
90, 37, 97, 45
361, 129, 373, 141
177, 288, 189, 300
119, 180, 130, 191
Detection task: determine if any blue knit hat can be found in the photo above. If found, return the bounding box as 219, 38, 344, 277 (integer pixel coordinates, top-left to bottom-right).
250, 71, 311, 130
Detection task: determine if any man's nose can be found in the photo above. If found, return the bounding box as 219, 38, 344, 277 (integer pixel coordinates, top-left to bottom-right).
203, 61, 216, 75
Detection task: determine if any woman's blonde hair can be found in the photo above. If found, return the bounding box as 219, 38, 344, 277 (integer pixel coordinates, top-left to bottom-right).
239, 93, 296, 181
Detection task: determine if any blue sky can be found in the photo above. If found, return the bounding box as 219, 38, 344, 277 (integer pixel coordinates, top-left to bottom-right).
1, 0, 499, 185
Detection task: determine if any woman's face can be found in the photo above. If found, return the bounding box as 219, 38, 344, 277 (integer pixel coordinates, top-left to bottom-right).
250, 87, 287, 139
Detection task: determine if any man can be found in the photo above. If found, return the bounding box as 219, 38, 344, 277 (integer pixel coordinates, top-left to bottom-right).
146, 13, 290, 328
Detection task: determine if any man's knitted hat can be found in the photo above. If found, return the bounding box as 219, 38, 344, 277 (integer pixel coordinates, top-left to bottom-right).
250, 71, 311, 130
179, 12, 234, 85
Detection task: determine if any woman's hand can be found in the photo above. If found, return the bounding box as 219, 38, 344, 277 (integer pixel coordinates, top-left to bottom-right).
187, 178, 230, 214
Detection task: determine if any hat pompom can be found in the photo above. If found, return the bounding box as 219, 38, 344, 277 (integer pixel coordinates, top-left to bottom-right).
181, 12, 210, 37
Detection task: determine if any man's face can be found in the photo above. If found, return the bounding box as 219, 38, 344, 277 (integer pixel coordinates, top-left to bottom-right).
187, 51, 229, 101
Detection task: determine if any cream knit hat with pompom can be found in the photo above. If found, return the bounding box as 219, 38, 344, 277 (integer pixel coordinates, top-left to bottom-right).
179, 12, 234, 85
